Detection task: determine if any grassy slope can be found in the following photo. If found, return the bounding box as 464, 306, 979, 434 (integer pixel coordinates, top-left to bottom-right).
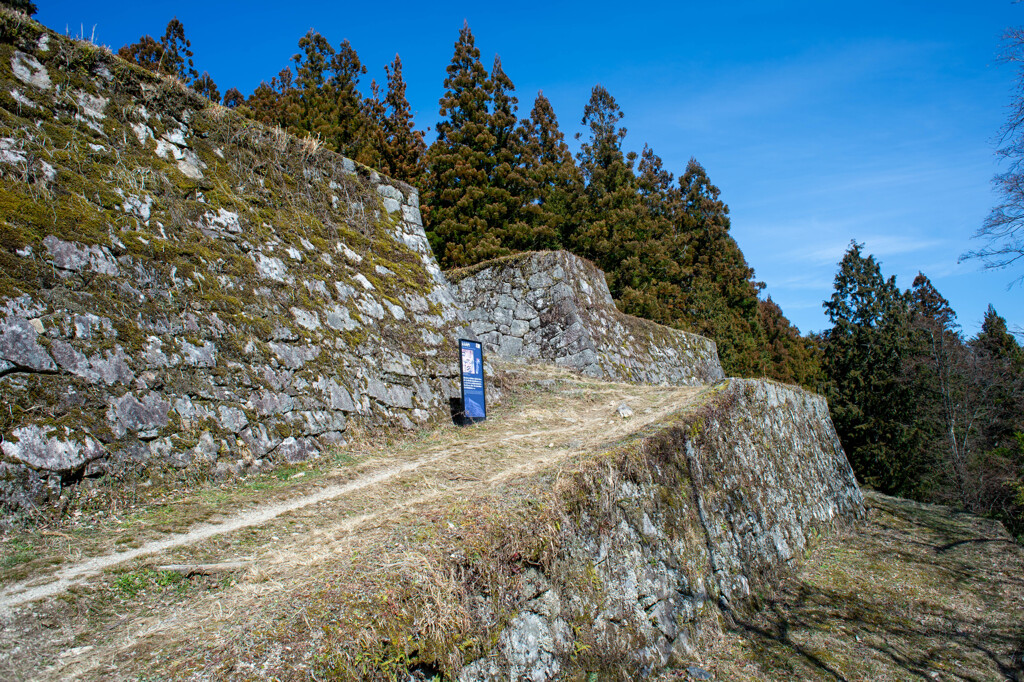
659, 492, 1024, 682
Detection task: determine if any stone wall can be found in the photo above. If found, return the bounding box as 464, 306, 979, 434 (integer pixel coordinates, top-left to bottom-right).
0, 22, 468, 508
452, 251, 725, 386
458, 378, 865, 679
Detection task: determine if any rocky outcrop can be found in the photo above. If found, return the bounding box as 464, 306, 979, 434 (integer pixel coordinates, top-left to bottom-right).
452, 251, 724, 386
457, 378, 864, 679
0, 20, 468, 507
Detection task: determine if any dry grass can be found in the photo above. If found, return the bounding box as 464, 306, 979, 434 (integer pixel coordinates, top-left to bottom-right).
657, 492, 1024, 682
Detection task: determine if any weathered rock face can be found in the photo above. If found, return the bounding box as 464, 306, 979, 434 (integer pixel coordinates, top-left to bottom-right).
452, 251, 725, 386
458, 379, 864, 679
0, 20, 467, 506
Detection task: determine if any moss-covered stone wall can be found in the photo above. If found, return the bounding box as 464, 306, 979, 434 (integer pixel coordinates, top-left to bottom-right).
455, 378, 864, 679
0, 15, 468, 509
451, 250, 725, 386
306, 378, 864, 679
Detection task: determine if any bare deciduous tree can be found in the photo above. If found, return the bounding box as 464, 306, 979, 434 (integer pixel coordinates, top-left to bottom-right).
964, 27, 1024, 283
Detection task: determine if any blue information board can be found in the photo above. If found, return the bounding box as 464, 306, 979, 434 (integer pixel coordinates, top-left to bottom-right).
459, 339, 486, 422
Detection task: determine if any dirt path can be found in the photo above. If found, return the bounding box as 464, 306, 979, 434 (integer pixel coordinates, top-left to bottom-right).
0, 364, 705, 680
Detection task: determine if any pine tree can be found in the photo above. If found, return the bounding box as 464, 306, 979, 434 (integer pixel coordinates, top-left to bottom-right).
380, 54, 426, 185
483, 55, 531, 251
245, 31, 376, 163
328, 39, 373, 163
192, 72, 220, 104
970, 306, 1024, 535
247, 68, 295, 128
676, 158, 764, 376
573, 85, 643, 282
975, 305, 1024, 364
222, 87, 244, 109
360, 79, 387, 172
972, 305, 1024, 449
757, 296, 822, 388
118, 18, 197, 83
1, 1, 37, 16
423, 23, 502, 267
247, 80, 280, 125
907, 274, 973, 503
823, 242, 922, 495
615, 144, 684, 324
519, 92, 581, 249
159, 18, 197, 82
117, 36, 163, 73
290, 30, 335, 138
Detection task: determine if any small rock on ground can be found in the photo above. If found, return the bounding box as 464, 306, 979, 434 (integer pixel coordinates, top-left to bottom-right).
686, 665, 713, 680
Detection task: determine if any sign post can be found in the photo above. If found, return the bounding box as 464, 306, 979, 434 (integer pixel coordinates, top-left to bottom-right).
459, 339, 486, 424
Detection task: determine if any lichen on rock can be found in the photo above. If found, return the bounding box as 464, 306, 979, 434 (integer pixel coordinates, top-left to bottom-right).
1, 424, 105, 473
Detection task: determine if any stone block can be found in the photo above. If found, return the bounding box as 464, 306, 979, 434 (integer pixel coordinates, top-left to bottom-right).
498, 335, 524, 358
0, 316, 56, 371
43, 235, 118, 276
106, 393, 171, 438
509, 319, 530, 338
181, 340, 217, 367
0, 425, 104, 473
514, 301, 537, 320
376, 184, 403, 201
217, 405, 249, 433
276, 437, 319, 463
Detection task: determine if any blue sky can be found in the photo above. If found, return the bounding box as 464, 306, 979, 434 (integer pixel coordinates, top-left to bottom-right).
38, 1, 1024, 336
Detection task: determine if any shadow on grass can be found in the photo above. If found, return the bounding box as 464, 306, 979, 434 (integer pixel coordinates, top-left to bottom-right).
720, 493, 1024, 681
935, 538, 1020, 553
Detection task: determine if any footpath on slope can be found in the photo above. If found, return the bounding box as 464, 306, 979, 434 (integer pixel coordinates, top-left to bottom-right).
0, 362, 705, 680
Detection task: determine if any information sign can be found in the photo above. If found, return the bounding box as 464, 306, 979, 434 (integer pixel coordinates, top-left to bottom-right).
459, 339, 486, 422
